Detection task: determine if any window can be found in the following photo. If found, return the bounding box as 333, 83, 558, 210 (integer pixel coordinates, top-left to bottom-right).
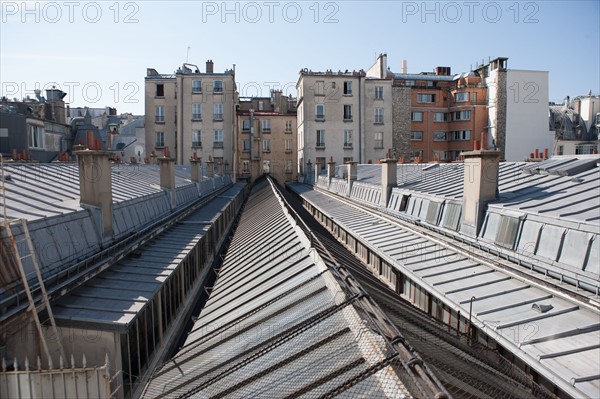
258, 101, 264, 111
242, 139, 251, 152
410, 150, 423, 158
262, 119, 271, 132
343, 104, 353, 120
374, 108, 384, 124
411, 131, 423, 141
315, 104, 325, 120
433, 112, 446, 122
214, 103, 223, 120
344, 81, 352, 95
262, 139, 271, 152
213, 80, 223, 93
285, 139, 292, 152
557, 145, 564, 155
155, 131, 164, 148
192, 103, 201, 120
453, 110, 471, 121
315, 80, 325, 96
375, 86, 383, 100
214, 130, 223, 147
192, 130, 202, 147
156, 84, 164, 97
344, 130, 353, 148
155, 106, 165, 123
374, 132, 384, 148
343, 157, 353, 164
28, 125, 44, 148
405, 80, 415, 86
433, 131, 447, 141
192, 80, 202, 93
263, 160, 270, 173
455, 92, 469, 102
242, 119, 251, 131
286, 160, 293, 173
411, 112, 423, 122
575, 144, 598, 154
316, 130, 325, 147
285, 120, 293, 132
450, 130, 471, 141
242, 160, 250, 173
417, 93, 436, 103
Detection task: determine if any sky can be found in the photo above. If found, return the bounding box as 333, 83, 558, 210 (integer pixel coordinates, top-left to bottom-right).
1, 0, 599, 115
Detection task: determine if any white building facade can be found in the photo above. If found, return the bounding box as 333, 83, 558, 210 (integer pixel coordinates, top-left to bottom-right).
297, 65, 392, 175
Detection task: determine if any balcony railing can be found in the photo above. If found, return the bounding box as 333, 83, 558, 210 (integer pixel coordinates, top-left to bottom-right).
192, 114, 202, 121
343, 143, 353, 149
316, 142, 326, 149
374, 140, 384, 149
214, 114, 223, 121
192, 141, 202, 148
155, 116, 165, 123
213, 141, 224, 148
315, 115, 325, 121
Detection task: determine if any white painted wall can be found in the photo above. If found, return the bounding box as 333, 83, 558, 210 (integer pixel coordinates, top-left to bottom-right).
505, 70, 554, 161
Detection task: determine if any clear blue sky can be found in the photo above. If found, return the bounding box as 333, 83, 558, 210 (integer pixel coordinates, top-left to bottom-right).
2, 1, 598, 115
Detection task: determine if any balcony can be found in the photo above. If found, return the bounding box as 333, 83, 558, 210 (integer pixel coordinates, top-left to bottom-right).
192, 114, 202, 121
155, 116, 165, 123
213, 114, 223, 121
374, 140, 384, 149
343, 143, 353, 149
316, 143, 326, 150
213, 141, 224, 148
213, 87, 223, 93
192, 87, 202, 94
343, 116, 353, 122
192, 141, 202, 148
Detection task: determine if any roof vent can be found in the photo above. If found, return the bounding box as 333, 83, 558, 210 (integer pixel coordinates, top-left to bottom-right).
532, 303, 553, 313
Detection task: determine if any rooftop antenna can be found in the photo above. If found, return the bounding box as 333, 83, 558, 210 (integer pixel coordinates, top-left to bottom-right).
186, 46, 191, 63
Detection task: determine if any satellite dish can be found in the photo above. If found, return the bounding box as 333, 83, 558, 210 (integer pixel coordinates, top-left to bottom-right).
134, 145, 144, 157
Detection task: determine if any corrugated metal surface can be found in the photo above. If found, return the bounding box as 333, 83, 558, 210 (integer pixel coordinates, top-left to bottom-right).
51, 185, 245, 332
292, 184, 600, 399
142, 178, 429, 398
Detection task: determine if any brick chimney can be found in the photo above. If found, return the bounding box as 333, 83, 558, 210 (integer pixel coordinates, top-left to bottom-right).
380, 159, 397, 206
75, 149, 113, 235
159, 155, 177, 209
460, 149, 501, 236
206, 59, 214, 73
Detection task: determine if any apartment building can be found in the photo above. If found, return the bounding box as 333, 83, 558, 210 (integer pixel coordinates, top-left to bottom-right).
391, 65, 487, 163
236, 91, 297, 183
297, 55, 393, 175
145, 60, 237, 170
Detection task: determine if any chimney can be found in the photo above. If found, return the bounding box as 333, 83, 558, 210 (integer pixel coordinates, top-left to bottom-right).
380, 159, 397, 207
206, 157, 214, 178
159, 153, 177, 209
402, 59, 407, 74
206, 59, 214, 73
460, 149, 501, 237
314, 159, 321, 185
190, 155, 201, 183
75, 148, 113, 235
217, 160, 223, 176
346, 161, 358, 197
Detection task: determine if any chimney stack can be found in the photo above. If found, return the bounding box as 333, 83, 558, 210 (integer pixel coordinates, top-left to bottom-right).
346, 161, 358, 197
314, 159, 321, 185
402, 59, 407, 74
206, 157, 214, 178
190, 153, 201, 183
159, 152, 177, 209
206, 59, 214, 74
460, 149, 501, 236
75, 149, 113, 235
380, 159, 397, 207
